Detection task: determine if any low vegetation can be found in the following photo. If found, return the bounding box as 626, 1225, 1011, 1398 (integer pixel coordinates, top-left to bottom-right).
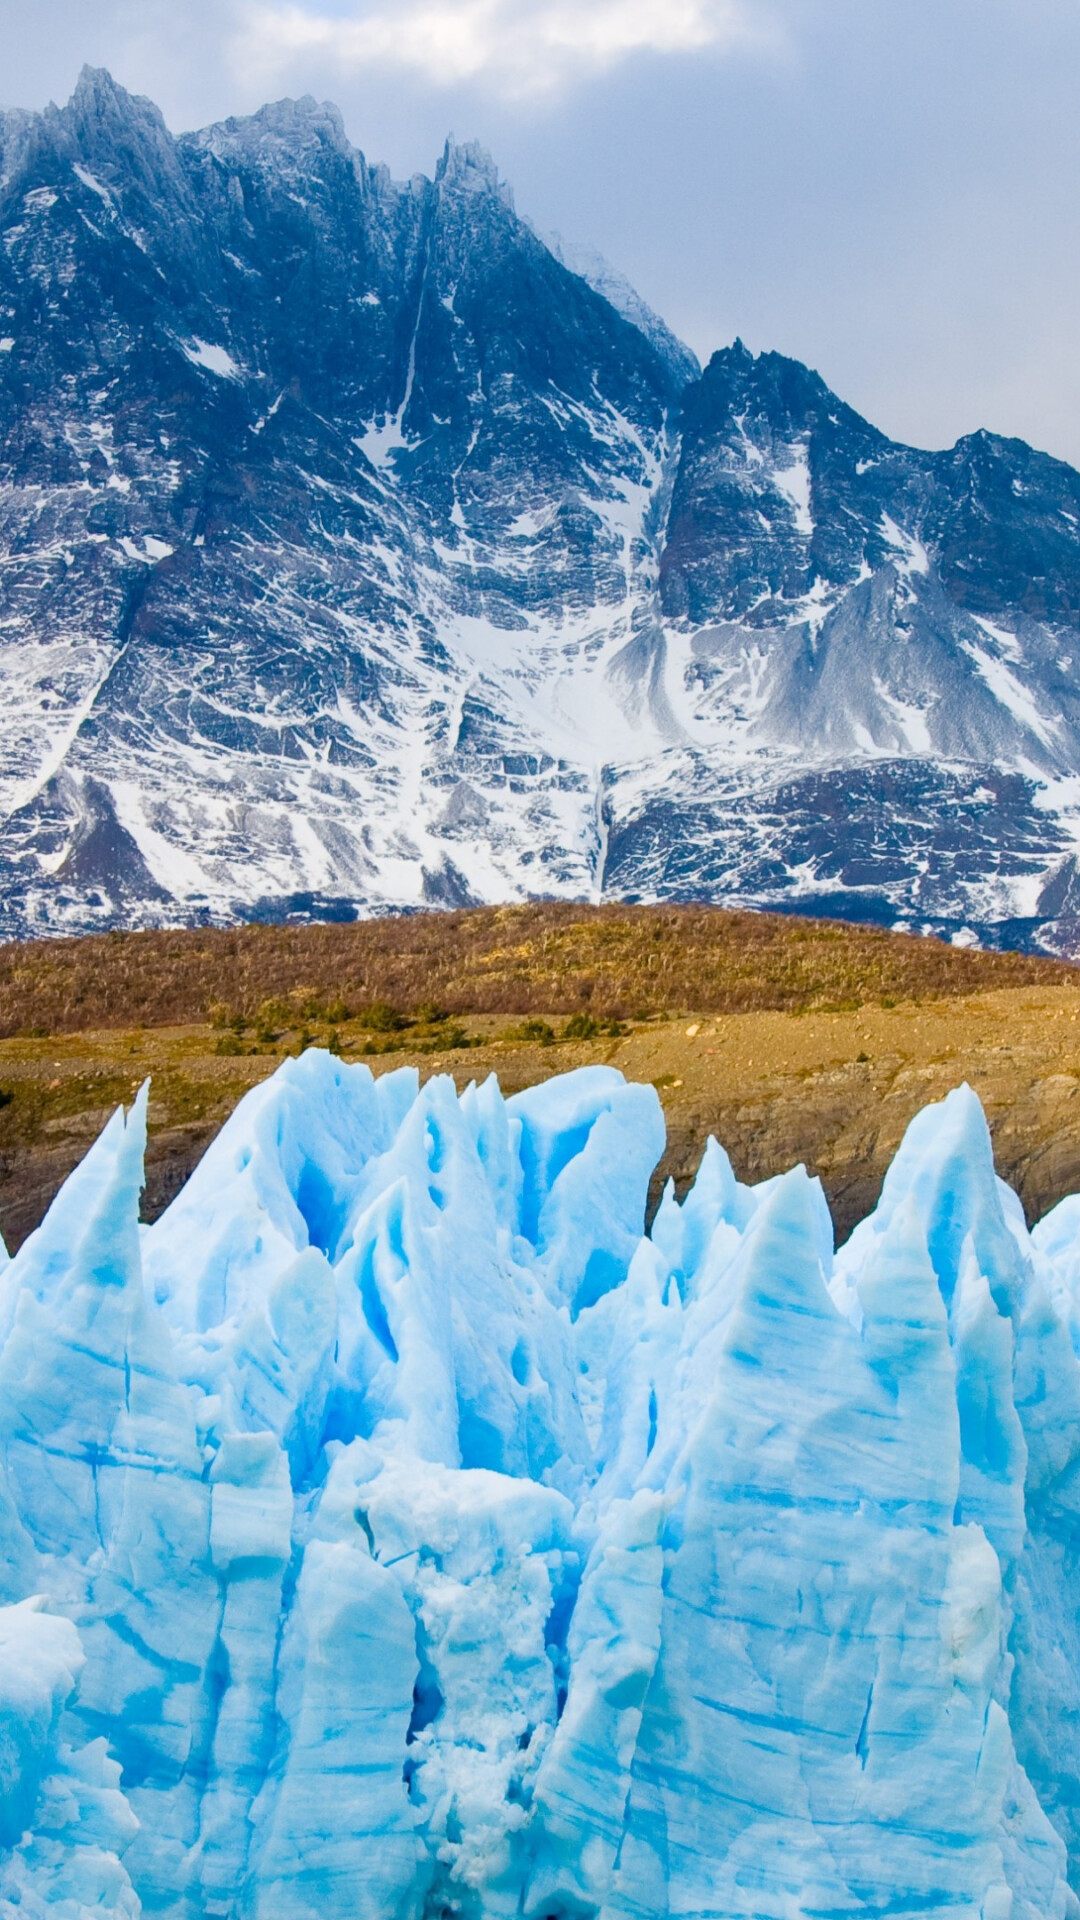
0, 903, 1070, 1039
2, 906, 1079, 1258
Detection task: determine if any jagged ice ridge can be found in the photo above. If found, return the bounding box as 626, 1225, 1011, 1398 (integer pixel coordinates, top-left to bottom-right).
2, 1055, 1080, 1916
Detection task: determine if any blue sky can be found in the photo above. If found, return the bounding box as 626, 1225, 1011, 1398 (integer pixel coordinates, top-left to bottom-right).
3, 0, 1079, 465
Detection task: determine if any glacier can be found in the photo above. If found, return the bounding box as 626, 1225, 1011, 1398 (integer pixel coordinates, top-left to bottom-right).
2, 1053, 1080, 1917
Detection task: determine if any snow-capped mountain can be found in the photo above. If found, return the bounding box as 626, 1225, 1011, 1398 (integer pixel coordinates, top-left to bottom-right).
2, 67, 1080, 949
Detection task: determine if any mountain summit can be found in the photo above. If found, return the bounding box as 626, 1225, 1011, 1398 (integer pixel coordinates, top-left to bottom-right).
2, 71, 1080, 950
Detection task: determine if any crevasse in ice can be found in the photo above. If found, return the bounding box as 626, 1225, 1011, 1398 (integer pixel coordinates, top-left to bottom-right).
2, 1054, 1080, 1918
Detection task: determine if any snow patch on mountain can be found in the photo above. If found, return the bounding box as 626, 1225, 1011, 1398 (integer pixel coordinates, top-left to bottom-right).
773, 444, 813, 536
181, 337, 241, 378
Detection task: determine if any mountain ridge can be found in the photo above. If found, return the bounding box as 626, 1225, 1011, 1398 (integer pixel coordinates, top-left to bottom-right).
2, 69, 1080, 951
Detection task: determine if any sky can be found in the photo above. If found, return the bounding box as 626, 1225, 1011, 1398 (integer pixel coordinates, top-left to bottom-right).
2, 0, 1079, 465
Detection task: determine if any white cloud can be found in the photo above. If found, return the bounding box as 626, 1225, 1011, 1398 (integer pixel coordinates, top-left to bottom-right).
232, 0, 779, 98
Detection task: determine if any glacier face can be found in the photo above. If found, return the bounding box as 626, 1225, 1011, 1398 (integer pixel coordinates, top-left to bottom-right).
3, 1056, 1080, 1916
3, 70, 1080, 948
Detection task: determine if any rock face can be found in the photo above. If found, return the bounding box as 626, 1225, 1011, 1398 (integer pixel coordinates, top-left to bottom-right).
2, 1055, 1080, 1918
2, 68, 1080, 948
636, 349, 1080, 949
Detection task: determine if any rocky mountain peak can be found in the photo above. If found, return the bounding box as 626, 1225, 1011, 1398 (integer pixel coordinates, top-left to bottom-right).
187, 91, 354, 170
540, 230, 700, 391
690, 341, 885, 456
58, 64, 175, 178
67, 62, 163, 125
435, 135, 512, 206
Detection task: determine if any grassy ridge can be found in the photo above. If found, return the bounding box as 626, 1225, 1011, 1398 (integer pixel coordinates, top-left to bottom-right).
0, 904, 1071, 1038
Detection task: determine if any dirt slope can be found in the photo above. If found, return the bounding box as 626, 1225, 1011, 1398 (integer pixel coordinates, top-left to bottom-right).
3, 973, 1080, 1252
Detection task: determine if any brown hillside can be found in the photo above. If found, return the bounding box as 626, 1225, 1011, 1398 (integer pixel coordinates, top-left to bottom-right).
1, 908, 1080, 1259
0, 903, 1071, 1037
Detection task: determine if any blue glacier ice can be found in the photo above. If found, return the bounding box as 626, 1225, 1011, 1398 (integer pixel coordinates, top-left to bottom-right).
2, 1054, 1080, 1917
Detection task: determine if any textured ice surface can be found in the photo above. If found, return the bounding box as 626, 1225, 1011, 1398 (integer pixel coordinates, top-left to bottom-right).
2, 1054, 1080, 1918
